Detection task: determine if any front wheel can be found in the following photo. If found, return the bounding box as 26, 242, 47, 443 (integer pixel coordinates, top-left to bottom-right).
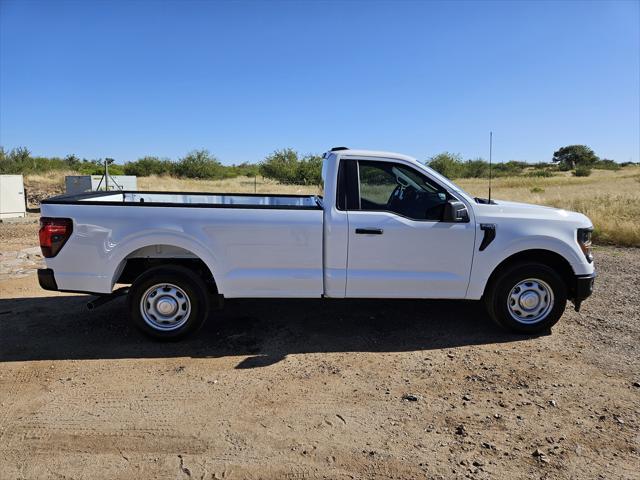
128, 265, 211, 340
484, 262, 567, 334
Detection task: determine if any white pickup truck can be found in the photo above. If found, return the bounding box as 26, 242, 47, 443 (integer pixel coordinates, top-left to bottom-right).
38, 148, 595, 339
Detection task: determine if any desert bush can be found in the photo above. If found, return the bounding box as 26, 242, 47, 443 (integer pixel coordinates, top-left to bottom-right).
428, 154, 527, 179
527, 170, 554, 178
573, 166, 592, 177
1, 147, 63, 174
461, 158, 489, 178
295, 155, 323, 185
174, 150, 229, 179
74, 159, 125, 175
0, 147, 123, 175
492, 161, 527, 177
124, 156, 175, 176
228, 162, 260, 178
427, 152, 464, 179
259, 149, 322, 185
259, 148, 299, 183
593, 159, 620, 170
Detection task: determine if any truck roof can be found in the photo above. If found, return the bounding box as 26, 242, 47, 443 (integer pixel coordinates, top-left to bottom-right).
327, 148, 417, 163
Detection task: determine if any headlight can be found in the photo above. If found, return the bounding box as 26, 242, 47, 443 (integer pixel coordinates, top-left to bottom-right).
577, 228, 593, 263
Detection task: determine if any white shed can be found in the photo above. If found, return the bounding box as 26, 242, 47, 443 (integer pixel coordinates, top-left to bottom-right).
0, 175, 27, 219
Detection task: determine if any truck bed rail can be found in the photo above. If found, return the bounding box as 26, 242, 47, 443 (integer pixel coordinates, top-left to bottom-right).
41, 190, 323, 210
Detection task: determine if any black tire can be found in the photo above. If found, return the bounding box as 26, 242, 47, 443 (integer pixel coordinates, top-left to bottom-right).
127, 265, 211, 340
484, 262, 567, 334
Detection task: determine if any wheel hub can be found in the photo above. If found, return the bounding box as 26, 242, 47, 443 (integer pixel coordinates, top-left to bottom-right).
507, 278, 554, 325
156, 296, 178, 316
140, 283, 191, 332
519, 291, 540, 310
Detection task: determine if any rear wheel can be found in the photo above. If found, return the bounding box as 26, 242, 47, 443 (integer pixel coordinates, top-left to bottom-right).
484, 262, 567, 334
128, 265, 210, 340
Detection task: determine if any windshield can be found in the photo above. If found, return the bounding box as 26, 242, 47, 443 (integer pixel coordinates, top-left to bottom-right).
419, 164, 473, 201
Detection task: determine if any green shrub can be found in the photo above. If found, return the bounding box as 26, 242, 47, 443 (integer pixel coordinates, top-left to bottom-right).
259, 148, 299, 183
124, 156, 175, 176
461, 158, 490, 178
76, 159, 126, 175
174, 150, 227, 179
530, 187, 545, 193
0, 147, 79, 174
259, 149, 322, 185
492, 160, 527, 177
427, 152, 463, 179
295, 155, 323, 185
593, 159, 620, 170
228, 162, 260, 178
427, 154, 528, 179
573, 166, 592, 177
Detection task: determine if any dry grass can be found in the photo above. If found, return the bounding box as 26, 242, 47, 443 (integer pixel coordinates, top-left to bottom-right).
25, 170, 77, 186
25, 166, 640, 247
457, 167, 640, 247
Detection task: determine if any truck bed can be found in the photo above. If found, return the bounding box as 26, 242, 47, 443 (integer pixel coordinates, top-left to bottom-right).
42, 190, 322, 209
40, 189, 325, 297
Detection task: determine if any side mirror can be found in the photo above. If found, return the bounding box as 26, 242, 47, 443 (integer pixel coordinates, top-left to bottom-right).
442, 200, 469, 222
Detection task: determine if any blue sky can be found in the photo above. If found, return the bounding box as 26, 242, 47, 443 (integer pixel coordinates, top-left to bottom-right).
1, 0, 638, 165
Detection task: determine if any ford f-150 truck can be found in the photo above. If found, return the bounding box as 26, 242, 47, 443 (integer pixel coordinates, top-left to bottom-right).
37, 148, 595, 339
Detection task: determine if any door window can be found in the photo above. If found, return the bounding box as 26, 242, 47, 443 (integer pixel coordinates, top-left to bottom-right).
357, 161, 449, 221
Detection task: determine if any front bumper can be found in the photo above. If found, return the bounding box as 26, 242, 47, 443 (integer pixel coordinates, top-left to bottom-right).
38, 268, 58, 291
572, 272, 596, 311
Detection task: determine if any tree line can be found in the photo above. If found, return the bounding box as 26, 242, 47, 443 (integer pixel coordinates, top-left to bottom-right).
0, 145, 633, 185
0, 147, 260, 179
428, 145, 626, 179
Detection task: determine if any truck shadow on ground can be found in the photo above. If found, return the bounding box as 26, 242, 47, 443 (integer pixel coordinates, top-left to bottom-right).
0, 294, 541, 367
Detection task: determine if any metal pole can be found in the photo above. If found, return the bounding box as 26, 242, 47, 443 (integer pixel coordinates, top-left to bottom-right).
489, 131, 493, 203
104, 159, 109, 191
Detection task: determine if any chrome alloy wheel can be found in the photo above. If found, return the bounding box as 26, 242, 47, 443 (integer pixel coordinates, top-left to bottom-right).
140, 283, 191, 331
507, 278, 554, 324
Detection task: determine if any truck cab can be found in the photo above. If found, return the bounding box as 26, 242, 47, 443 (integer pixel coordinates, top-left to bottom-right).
322, 148, 595, 328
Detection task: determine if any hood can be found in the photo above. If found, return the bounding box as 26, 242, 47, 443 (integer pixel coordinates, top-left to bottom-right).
476, 199, 593, 227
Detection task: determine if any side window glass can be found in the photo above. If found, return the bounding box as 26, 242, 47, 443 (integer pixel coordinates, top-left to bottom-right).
357, 161, 449, 221
359, 163, 397, 209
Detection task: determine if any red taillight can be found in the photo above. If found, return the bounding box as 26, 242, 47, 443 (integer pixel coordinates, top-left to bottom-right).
39, 217, 73, 258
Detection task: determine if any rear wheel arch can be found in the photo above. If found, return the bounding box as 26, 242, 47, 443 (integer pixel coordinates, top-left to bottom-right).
113, 244, 218, 295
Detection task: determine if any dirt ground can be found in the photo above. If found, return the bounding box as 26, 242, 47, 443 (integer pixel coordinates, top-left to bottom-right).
0, 220, 638, 480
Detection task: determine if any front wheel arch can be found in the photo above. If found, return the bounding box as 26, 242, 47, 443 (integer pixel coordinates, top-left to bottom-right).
482, 249, 575, 301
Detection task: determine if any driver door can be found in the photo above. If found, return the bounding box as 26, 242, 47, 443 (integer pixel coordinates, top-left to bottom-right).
345, 159, 475, 299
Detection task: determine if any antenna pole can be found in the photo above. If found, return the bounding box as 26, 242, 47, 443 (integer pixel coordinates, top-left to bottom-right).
488, 131, 493, 202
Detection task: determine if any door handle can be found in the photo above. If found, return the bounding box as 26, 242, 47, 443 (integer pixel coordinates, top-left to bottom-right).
355, 228, 384, 235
